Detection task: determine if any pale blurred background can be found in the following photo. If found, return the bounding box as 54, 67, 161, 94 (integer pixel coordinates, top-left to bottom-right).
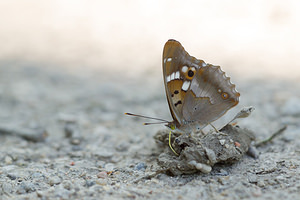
0, 0, 299, 80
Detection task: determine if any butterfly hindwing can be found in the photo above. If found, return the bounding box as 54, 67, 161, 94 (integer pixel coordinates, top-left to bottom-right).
182, 64, 240, 124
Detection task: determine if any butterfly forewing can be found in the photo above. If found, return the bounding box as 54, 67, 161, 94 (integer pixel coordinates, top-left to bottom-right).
162, 40, 198, 125
163, 40, 209, 126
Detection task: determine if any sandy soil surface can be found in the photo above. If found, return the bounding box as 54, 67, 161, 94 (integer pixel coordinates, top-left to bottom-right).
0, 63, 299, 199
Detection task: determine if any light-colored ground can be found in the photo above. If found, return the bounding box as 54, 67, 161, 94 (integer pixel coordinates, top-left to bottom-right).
0, 64, 299, 199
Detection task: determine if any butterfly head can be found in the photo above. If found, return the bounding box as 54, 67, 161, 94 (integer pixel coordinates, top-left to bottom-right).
166, 121, 177, 130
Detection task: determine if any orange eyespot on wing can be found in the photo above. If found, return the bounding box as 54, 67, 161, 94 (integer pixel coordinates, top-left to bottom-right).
221, 92, 229, 100
180, 65, 196, 80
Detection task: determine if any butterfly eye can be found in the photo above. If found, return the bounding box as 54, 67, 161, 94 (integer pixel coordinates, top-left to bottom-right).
184, 67, 196, 80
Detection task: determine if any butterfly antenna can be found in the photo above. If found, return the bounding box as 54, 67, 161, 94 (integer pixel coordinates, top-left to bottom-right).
125, 112, 169, 123
143, 121, 167, 125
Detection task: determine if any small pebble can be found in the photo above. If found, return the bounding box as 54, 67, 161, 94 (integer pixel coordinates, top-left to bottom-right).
219, 139, 226, 145
17, 181, 36, 194
267, 179, 276, 185
49, 176, 62, 186
217, 176, 230, 185
64, 122, 76, 138
248, 174, 258, 183
7, 173, 17, 180
257, 180, 265, 187
5, 156, 13, 164
97, 171, 108, 179
36, 190, 45, 198
275, 175, 284, 181
96, 179, 107, 186
85, 180, 96, 187
134, 163, 147, 171
62, 180, 72, 190
234, 142, 241, 147
71, 138, 81, 145
247, 146, 259, 159
252, 188, 262, 197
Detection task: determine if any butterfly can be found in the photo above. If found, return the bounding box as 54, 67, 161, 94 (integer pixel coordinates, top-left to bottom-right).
162, 39, 240, 133
126, 39, 240, 154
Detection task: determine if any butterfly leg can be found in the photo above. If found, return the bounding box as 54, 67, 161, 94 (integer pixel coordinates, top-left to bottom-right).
209, 123, 219, 133
169, 130, 179, 156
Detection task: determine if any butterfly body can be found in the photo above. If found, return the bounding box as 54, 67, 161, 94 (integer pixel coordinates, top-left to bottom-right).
163, 39, 240, 134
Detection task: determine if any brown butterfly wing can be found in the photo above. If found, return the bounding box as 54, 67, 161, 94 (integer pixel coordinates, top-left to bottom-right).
182, 64, 240, 125
163, 39, 240, 129
162, 39, 207, 126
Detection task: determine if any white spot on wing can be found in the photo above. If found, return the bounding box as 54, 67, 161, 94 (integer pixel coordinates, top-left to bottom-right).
182, 66, 188, 73
202, 62, 207, 67
171, 72, 175, 80
166, 75, 171, 82
182, 81, 190, 91
175, 71, 180, 79
167, 58, 172, 62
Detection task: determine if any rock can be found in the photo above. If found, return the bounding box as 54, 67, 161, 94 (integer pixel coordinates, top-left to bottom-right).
16, 181, 36, 194
97, 171, 108, 179
49, 176, 62, 186
248, 174, 258, 183
219, 139, 226, 145
134, 163, 147, 171
7, 173, 17, 180
62, 180, 72, 190
257, 180, 265, 187
85, 180, 96, 187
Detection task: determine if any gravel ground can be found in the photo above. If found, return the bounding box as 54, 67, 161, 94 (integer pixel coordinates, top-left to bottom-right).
0, 63, 300, 200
